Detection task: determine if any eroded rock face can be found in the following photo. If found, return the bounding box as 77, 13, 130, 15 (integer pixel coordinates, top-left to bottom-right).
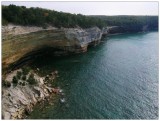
102, 27, 108, 35
2, 69, 56, 119
65, 27, 102, 47
2, 25, 102, 70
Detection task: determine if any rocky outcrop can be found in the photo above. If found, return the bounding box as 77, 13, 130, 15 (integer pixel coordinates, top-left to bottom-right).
2, 24, 152, 71
2, 25, 102, 71
102, 27, 108, 35
65, 27, 102, 52
2, 69, 60, 119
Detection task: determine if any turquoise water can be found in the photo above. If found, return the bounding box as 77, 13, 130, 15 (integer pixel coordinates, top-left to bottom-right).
29, 32, 158, 119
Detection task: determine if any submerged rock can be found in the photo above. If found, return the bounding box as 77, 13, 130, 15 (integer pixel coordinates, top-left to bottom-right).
60, 98, 66, 103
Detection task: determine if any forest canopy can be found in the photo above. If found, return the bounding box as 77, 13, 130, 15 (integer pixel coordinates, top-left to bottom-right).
91, 15, 158, 31
2, 4, 158, 31
2, 4, 106, 28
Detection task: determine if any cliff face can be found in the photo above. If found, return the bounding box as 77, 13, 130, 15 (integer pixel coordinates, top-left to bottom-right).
2, 25, 103, 119
3, 24, 152, 71
103, 24, 153, 35
65, 27, 102, 50
2, 25, 102, 71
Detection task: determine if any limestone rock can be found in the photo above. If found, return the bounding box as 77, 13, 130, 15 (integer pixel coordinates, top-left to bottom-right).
2, 25, 103, 70
2, 70, 55, 119
39, 78, 44, 85
3, 112, 11, 119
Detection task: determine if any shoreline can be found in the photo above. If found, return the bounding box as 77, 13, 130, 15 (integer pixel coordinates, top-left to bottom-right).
2, 26, 158, 119
106, 31, 156, 37
2, 67, 62, 119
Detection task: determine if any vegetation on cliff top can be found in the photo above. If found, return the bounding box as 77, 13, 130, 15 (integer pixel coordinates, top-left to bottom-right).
91, 15, 158, 31
2, 4, 106, 28
2, 4, 158, 31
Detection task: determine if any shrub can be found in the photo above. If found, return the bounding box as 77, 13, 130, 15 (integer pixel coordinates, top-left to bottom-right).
2, 18, 8, 26
28, 78, 37, 85
30, 73, 34, 78
2, 80, 6, 87
12, 76, 18, 84
2, 80, 11, 87
16, 71, 22, 79
22, 75, 26, 80
42, 24, 47, 29
27, 74, 37, 85
19, 82, 22, 85
22, 67, 30, 75
22, 82, 26, 86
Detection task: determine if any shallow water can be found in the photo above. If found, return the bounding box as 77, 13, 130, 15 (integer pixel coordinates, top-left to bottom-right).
28, 32, 158, 119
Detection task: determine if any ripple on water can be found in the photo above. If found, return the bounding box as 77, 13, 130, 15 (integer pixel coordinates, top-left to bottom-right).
28, 32, 158, 119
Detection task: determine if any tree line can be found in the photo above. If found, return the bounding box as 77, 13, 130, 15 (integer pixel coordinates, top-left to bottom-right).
2, 4, 106, 28
91, 15, 158, 31
2, 4, 158, 31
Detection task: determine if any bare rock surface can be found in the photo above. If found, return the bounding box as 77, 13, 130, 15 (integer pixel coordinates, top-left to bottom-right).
2, 25, 104, 70
2, 69, 59, 119
2, 24, 57, 37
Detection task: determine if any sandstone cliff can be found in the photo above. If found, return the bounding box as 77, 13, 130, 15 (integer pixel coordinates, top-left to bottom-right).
2, 25, 102, 71
2, 24, 103, 119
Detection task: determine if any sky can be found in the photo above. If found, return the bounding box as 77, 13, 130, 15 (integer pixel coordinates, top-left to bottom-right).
1, 1, 158, 16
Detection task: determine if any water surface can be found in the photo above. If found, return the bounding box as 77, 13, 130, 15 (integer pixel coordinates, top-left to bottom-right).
29, 32, 158, 119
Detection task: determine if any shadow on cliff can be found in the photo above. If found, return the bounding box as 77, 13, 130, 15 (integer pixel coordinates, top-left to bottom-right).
5, 37, 108, 75
6, 47, 64, 72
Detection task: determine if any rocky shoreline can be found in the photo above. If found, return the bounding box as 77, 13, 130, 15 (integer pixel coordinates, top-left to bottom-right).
2, 24, 151, 119
1, 24, 104, 119
2, 24, 104, 71
2, 24, 149, 72
2, 67, 62, 119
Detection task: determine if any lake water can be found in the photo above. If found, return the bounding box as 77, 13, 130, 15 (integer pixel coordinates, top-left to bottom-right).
28, 32, 158, 119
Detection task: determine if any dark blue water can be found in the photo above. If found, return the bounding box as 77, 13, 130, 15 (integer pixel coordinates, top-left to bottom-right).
29, 32, 158, 119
